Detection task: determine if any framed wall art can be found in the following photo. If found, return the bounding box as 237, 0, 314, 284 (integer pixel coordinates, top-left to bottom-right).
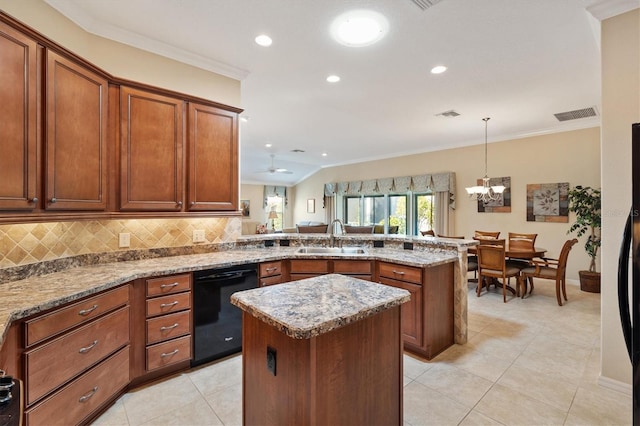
526, 182, 569, 222
477, 177, 511, 213
307, 198, 315, 213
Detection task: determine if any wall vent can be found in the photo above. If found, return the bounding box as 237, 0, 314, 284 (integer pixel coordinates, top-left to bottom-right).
553, 107, 598, 122
409, 0, 445, 11
291, 149, 305, 153
436, 109, 460, 117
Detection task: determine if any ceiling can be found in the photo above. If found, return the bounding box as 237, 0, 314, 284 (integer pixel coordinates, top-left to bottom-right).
45, 0, 609, 186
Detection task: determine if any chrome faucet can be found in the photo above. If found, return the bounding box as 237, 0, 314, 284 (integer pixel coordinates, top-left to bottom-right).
330, 219, 345, 247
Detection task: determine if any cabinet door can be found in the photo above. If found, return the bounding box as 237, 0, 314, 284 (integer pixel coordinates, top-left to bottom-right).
187, 103, 238, 211
45, 50, 108, 210
120, 86, 184, 211
379, 277, 423, 347
0, 21, 38, 210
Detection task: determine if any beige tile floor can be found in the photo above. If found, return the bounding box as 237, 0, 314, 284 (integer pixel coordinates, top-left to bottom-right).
93, 281, 631, 426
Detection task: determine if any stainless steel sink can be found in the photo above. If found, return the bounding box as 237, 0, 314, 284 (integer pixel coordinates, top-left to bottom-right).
296, 247, 367, 254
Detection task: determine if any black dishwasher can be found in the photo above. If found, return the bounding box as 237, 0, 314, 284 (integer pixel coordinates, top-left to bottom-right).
192, 264, 257, 367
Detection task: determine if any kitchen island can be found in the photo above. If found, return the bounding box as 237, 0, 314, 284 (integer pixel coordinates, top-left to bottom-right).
231, 274, 410, 426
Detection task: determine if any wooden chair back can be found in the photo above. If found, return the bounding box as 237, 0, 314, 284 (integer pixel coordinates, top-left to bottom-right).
557, 238, 579, 276
344, 225, 374, 234
475, 230, 501, 239
420, 229, 435, 236
437, 234, 465, 239
296, 224, 329, 233
477, 241, 507, 271
508, 232, 537, 251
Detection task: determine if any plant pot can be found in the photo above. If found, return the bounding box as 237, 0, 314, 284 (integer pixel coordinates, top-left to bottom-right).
579, 270, 601, 293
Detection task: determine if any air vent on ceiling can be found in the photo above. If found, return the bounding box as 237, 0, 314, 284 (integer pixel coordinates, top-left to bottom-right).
436, 109, 460, 117
291, 149, 305, 153
409, 0, 445, 11
554, 107, 598, 122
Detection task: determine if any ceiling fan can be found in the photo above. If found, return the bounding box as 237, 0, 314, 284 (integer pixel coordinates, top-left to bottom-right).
257, 154, 293, 174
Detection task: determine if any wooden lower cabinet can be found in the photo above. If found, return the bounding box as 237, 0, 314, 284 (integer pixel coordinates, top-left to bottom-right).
288, 259, 329, 281
333, 259, 372, 281
377, 261, 454, 359
259, 261, 284, 286
25, 347, 130, 426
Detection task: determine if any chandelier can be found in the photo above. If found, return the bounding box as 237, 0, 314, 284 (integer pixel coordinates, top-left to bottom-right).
465, 117, 505, 203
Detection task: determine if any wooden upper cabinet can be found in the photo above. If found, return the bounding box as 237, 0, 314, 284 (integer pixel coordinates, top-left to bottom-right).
0, 20, 38, 210
45, 50, 108, 210
120, 86, 184, 211
187, 103, 238, 211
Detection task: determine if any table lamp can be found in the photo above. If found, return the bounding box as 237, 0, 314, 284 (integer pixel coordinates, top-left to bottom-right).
268, 210, 278, 231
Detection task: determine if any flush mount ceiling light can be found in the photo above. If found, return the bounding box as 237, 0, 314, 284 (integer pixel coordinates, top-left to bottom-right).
330, 10, 389, 47
431, 65, 447, 74
326, 75, 341, 83
465, 117, 505, 203
254, 34, 273, 47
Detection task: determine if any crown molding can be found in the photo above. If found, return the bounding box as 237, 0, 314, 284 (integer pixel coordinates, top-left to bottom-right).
586, 0, 640, 21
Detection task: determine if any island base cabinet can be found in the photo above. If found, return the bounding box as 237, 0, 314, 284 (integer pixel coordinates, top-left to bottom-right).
25, 346, 130, 426
241, 307, 403, 426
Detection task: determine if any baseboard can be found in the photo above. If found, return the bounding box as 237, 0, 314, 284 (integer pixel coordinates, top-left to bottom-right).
598, 374, 632, 395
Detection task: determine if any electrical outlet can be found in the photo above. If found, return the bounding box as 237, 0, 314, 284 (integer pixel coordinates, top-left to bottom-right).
118, 233, 130, 248
193, 229, 206, 243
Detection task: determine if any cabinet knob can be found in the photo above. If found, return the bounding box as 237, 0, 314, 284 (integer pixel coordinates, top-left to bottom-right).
191, 201, 196, 206
50, 197, 57, 203
177, 201, 183, 207
30, 197, 38, 203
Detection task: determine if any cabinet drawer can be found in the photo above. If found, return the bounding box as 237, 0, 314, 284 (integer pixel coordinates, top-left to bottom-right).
146, 310, 191, 345
378, 262, 422, 284
260, 261, 282, 277
25, 285, 129, 347
333, 260, 372, 275
146, 292, 191, 318
289, 260, 329, 274
260, 275, 282, 287
26, 306, 130, 405
146, 335, 191, 372
26, 346, 130, 426
146, 274, 191, 297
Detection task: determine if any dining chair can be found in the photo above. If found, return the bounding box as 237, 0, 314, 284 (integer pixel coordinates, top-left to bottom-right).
506, 232, 538, 271
474, 230, 501, 239
420, 229, 435, 236
437, 234, 465, 239
518, 238, 578, 306
476, 239, 520, 303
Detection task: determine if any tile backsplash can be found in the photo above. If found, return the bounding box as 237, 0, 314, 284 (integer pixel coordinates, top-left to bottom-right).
0, 217, 241, 269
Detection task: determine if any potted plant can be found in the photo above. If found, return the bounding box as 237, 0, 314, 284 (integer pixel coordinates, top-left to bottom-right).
567, 185, 601, 293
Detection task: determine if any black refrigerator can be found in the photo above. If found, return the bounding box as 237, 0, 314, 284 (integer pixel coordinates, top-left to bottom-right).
618, 122, 640, 425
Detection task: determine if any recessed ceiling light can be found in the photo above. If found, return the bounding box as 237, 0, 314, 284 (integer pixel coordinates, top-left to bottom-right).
431, 65, 447, 74
326, 75, 341, 83
265, 143, 272, 148
255, 34, 273, 47
330, 10, 389, 47
322, 153, 328, 157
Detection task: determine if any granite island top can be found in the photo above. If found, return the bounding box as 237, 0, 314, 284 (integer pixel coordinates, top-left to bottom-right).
0, 246, 457, 346
230, 274, 411, 339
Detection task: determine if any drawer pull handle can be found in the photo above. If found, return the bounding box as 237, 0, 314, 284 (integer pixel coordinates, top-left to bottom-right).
392, 270, 405, 275
160, 323, 179, 331
224, 337, 233, 342
265, 267, 277, 272
78, 304, 98, 316
79, 340, 99, 354
160, 301, 179, 308
160, 282, 179, 289
79, 386, 98, 403
161, 349, 179, 358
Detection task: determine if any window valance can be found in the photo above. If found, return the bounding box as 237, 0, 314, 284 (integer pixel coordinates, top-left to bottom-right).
324, 172, 455, 197
263, 185, 288, 207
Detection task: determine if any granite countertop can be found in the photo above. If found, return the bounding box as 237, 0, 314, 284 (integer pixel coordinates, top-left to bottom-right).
0, 246, 457, 347
230, 274, 411, 339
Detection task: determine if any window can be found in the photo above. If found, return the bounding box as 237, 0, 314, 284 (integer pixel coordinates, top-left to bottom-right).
265, 196, 284, 231
415, 193, 435, 235
388, 195, 407, 234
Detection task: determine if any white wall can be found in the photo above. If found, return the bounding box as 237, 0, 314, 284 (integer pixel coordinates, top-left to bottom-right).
0, 0, 241, 108
600, 9, 639, 389
294, 127, 601, 282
